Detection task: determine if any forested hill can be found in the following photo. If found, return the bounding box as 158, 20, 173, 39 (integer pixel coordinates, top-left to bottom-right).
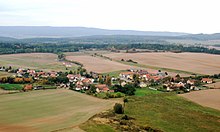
0, 26, 188, 38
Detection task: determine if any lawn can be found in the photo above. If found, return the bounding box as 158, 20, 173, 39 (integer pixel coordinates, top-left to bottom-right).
81, 92, 220, 132
0, 83, 24, 90
0, 89, 116, 132
135, 88, 161, 96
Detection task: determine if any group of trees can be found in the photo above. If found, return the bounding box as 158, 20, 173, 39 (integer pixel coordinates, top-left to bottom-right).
0, 77, 33, 84
1, 42, 220, 55
111, 84, 136, 96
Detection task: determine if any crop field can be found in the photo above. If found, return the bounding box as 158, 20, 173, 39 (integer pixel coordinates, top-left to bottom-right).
0, 71, 14, 77
0, 53, 77, 72
105, 52, 220, 75
179, 89, 220, 111
66, 55, 137, 73
204, 81, 220, 89
0, 89, 116, 132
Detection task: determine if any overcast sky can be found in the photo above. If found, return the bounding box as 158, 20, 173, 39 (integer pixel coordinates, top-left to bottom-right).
0, 0, 219, 34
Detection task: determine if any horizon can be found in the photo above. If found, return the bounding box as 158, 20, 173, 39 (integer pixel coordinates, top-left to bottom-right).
0, 0, 220, 34
0, 26, 218, 35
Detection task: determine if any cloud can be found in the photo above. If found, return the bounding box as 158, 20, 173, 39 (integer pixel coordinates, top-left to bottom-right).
0, 0, 220, 33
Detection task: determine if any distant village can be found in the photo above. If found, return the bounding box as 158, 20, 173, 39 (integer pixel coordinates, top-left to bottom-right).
1, 63, 219, 97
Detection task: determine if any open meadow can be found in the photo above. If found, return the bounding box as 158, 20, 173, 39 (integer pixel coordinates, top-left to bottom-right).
0, 89, 117, 132
0, 53, 77, 72
179, 89, 220, 111
105, 52, 220, 75
81, 91, 220, 132
66, 55, 137, 73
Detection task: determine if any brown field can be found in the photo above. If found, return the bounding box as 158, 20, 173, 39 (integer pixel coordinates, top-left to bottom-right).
0, 53, 77, 72
204, 82, 220, 89
105, 52, 220, 75
179, 89, 220, 110
0, 71, 14, 77
0, 89, 117, 132
66, 55, 137, 73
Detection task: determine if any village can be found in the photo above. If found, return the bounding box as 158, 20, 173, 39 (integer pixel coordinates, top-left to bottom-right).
0, 64, 218, 98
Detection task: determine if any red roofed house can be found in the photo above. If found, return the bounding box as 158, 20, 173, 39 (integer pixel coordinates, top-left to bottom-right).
95, 84, 110, 93
67, 74, 81, 82
201, 78, 213, 84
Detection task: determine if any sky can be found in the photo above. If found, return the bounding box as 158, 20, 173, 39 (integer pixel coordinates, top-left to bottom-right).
0, 0, 220, 34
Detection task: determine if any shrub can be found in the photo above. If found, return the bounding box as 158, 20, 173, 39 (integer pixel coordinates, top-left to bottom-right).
114, 103, 124, 114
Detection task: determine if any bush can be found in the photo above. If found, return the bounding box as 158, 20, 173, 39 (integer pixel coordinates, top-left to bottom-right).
114, 103, 124, 114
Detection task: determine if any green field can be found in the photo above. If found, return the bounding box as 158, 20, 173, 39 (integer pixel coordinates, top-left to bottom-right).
0, 84, 24, 90
0, 89, 116, 132
135, 88, 161, 96
81, 91, 220, 132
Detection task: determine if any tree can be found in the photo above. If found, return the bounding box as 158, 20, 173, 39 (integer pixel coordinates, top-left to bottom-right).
69, 70, 73, 74
98, 75, 104, 84
88, 84, 96, 94
114, 103, 124, 114
123, 97, 128, 108
105, 75, 112, 86
133, 74, 140, 87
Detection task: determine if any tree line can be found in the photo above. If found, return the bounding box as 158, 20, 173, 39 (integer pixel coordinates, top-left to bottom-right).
0, 42, 220, 55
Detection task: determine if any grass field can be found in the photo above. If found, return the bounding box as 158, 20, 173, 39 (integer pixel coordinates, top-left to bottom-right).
0, 84, 24, 90
66, 55, 137, 73
105, 52, 220, 75
0, 89, 117, 132
0, 53, 77, 72
179, 89, 220, 111
135, 88, 161, 96
125, 93, 220, 132
81, 92, 220, 132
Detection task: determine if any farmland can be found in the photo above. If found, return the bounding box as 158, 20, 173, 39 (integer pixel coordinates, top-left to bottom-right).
179, 89, 220, 111
0, 53, 77, 72
204, 81, 220, 89
0, 71, 14, 77
105, 52, 220, 75
0, 89, 117, 132
66, 55, 137, 73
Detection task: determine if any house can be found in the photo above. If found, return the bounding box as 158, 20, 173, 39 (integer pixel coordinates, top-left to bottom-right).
201, 78, 213, 84
67, 74, 81, 82
95, 84, 110, 93
49, 71, 58, 78
187, 79, 196, 85
119, 72, 134, 80
23, 84, 33, 91
139, 82, 147, 88
141, 74, 151, 81
120, 81, 127, 87
75, 85, 83, 91
27, 69, 36, 75
82, 78, 94, 85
